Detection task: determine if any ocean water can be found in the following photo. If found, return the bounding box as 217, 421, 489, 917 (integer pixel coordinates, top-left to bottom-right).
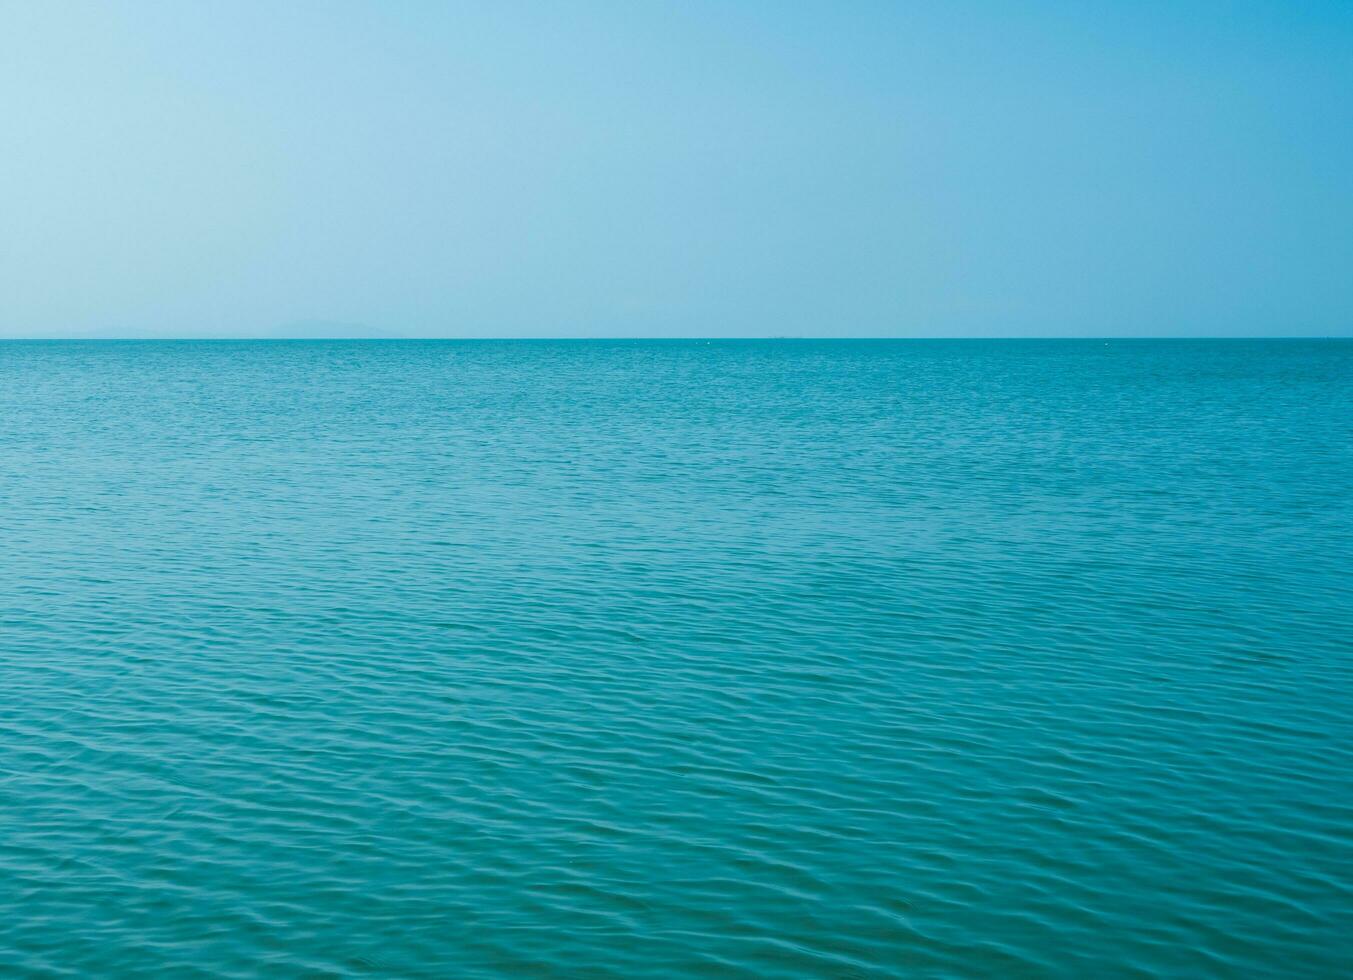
1, 339, 1350, 978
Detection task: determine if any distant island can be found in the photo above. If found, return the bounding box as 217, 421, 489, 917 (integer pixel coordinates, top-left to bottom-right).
10, 320, 404, 341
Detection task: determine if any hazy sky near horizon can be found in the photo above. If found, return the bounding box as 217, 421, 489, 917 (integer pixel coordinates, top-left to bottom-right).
1, 2, 1350, 338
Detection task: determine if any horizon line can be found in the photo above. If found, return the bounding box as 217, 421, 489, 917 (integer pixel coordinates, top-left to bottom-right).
1, 335, 1349, 343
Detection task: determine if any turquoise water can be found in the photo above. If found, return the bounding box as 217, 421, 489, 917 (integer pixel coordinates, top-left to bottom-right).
2, 339, 1350, 977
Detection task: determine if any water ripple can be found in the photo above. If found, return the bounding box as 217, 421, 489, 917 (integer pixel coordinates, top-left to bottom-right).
1, 339, 1350, 977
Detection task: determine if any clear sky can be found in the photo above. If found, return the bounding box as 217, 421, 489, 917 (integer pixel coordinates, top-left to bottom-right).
1, 1, 1350, 338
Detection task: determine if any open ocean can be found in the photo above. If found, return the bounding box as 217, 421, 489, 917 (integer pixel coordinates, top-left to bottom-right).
2, 339, 1350, 977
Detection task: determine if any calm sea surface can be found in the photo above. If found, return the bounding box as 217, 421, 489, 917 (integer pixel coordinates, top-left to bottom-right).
2, 340, 1350, 977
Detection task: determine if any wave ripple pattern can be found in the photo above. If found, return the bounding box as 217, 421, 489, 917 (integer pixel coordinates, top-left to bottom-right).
2, 340, 1351, 978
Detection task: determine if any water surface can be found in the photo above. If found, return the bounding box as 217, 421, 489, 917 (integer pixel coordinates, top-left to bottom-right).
2, 340, 1351, 977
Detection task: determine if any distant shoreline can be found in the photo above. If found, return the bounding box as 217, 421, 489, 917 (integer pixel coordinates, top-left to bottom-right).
2, 335, 1348, 343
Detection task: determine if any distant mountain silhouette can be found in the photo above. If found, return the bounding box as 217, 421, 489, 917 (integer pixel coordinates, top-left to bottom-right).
5, 320, 405, 340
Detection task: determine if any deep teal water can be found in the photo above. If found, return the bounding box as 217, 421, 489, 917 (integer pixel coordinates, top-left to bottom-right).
2, 339, 1351, 978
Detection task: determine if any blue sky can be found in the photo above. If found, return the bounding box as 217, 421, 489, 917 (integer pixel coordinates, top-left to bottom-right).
1, 1, 1350, 337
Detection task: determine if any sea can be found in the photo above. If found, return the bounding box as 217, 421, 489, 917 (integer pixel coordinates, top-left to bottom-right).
2, 339, 1350, 977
